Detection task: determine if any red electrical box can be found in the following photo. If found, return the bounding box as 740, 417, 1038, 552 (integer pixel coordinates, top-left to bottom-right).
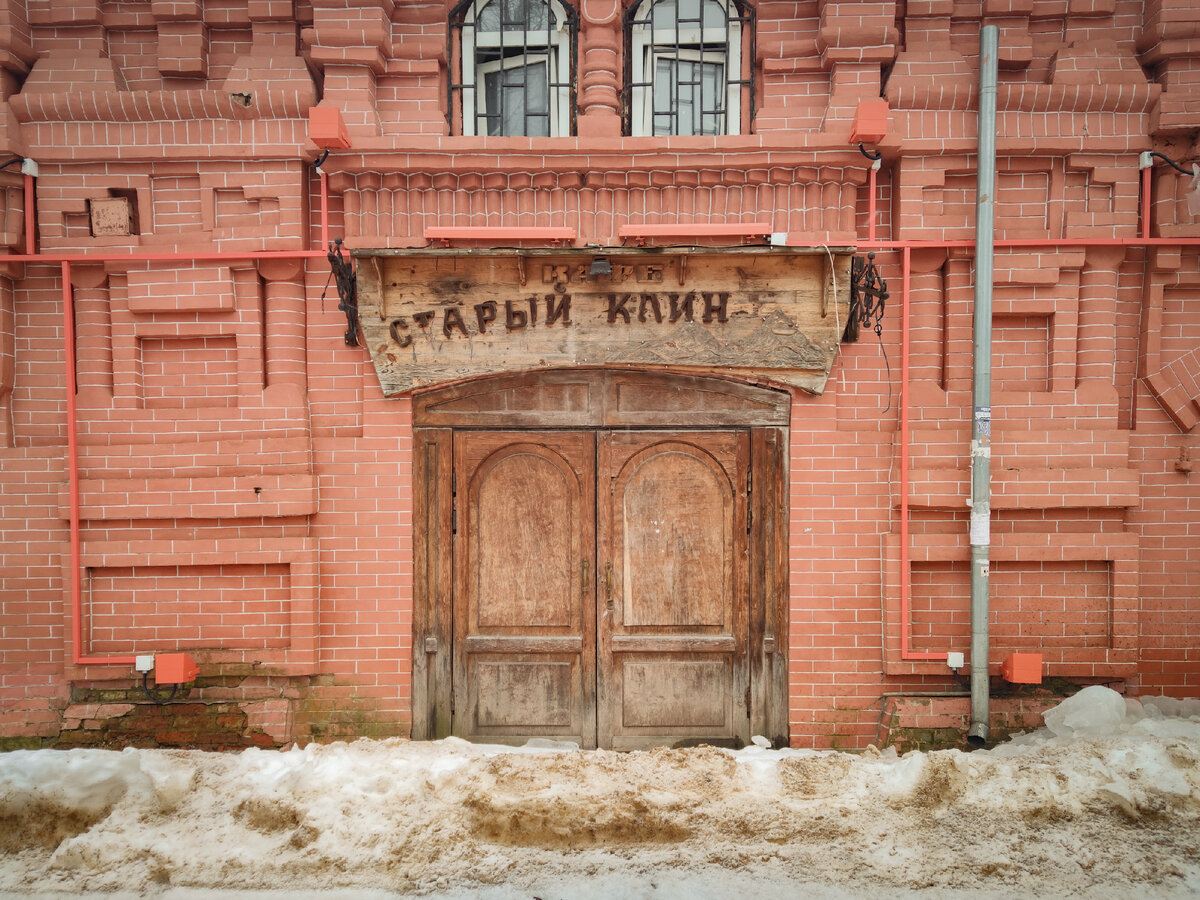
155, 652, 200, 684
1001, 652, 1042, 684
848, 99, 889, 145
309, 106, 351, 150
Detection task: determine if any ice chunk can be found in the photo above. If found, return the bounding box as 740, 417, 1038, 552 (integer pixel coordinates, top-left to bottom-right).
751, 735, 771, 748
1041, 685, 1128, 738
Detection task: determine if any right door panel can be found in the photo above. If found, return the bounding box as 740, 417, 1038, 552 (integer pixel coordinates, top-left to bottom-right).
597, 430, 750, 749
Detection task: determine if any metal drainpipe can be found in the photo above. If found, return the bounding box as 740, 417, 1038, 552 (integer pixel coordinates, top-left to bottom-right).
968, 24, 999, 747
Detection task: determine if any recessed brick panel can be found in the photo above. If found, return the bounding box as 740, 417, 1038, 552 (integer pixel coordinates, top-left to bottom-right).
910, 559, 1112, 652
992, 313, 1051, 392
139, 335, 238, 408
87, 563, 291, 652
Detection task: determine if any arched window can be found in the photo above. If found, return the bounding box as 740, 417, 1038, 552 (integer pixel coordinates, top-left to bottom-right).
626, 0, 752, 136
451, 0, 577, 137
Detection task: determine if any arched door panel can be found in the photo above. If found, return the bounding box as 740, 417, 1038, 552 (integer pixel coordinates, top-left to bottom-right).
597, 431, 750, 749
452, 431, 597, 747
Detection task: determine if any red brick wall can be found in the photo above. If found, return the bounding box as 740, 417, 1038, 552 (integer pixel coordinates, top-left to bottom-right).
0, 0, 1197, 751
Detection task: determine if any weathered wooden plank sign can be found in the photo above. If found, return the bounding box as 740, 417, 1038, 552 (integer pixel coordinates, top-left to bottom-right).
353, 249, 852, 395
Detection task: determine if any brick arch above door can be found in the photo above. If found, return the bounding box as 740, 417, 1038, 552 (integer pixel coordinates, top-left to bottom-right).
410, 368, 792, 748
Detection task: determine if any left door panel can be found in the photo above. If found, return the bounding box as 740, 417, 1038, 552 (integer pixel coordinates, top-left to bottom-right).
452, 431, 598, 747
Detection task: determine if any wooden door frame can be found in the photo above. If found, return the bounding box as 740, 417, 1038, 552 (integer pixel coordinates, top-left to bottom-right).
411, 369, 791, 746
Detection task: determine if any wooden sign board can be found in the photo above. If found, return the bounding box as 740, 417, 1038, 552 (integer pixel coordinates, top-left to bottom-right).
353, 249, 852, 396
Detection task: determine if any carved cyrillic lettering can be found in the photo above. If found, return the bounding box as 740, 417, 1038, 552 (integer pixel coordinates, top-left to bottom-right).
702, 292, 729, 323
443, 307, 468, 338
638, 293, 663, 323
388, 318, 413, 348
607, 293, 633, 324
545, 293, 572, 325
505, 299, 528, 330
668, 293, 695, 323
413, 310, 436, 331
474, 301, 497, 334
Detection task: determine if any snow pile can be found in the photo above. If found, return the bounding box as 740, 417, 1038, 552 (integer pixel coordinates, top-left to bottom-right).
1, 687, 1199, 898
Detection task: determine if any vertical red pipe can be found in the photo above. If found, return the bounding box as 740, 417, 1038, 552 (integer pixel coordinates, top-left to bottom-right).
24, 172, 34, 255
897, 245, 945, 661
900, 247, 910, 654
64, 263, 82, 662
63, 261, 134, 667
868, 165, 878, 244
1141, 165, 1152, 241
320, 169, 330, 250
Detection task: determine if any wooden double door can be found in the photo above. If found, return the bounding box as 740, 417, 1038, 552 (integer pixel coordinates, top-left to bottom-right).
455, 428, 748, 750
412, 371, 789, 750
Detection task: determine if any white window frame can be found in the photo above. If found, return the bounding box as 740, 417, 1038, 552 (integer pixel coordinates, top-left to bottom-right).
630, 0, 742, 137
460, 0, 572, 137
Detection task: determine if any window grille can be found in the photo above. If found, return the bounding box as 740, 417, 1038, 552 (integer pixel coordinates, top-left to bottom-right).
450, 0, 577, 137
625, 0, 753, 136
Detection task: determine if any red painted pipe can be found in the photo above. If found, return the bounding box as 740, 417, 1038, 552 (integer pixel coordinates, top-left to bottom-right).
896, 247, 945, 662
58, 165, 337, 669
1141, 164, 1152, 241
856, 157, 1189, 663
867, 164, 877, 244
51, 155, 1200, 673
62, 261, 136, 667
6, 250, 326, 264
320, 168, 330, 250
23, 172, 34, 255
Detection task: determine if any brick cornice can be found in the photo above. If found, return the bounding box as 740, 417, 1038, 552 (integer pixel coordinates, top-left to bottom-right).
9, 88, 315, 123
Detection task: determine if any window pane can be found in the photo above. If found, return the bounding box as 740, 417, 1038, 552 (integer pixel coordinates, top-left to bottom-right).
650, 0, 727, 28
653, 56, 723, 136
476, 0, 550, 31
484, 59, 550, 136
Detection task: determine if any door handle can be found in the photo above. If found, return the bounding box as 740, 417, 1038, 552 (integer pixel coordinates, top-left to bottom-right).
604, 561, 614, 612
581, 559, 589, 595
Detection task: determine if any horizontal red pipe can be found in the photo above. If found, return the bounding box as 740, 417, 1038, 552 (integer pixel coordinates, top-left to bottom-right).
3, 249, 327, 264
5, 237, 1197, 270
856, 236, 1200, 250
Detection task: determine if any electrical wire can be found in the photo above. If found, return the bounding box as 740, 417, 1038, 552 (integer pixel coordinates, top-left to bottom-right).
140, 671, 178, 705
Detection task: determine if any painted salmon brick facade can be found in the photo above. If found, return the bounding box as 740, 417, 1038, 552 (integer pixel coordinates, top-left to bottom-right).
0, 0, 1197, 751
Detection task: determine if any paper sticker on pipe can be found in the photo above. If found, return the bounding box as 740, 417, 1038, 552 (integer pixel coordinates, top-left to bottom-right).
970, 506, 991, 545
974, 405, 991, 437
